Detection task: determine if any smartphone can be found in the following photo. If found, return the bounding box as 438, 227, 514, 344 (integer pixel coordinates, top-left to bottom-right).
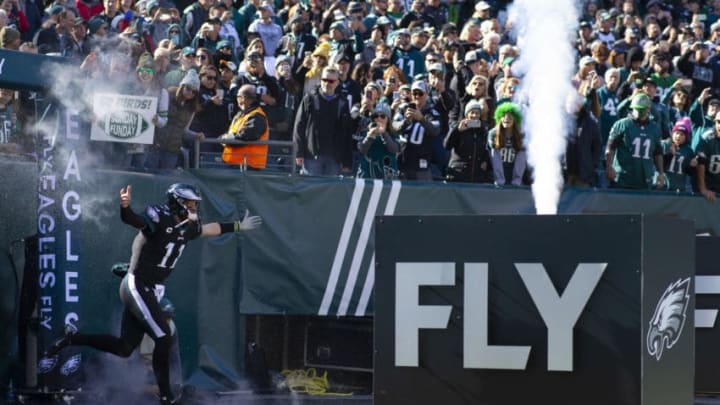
467, 119, 482, 128
392, 91, 399, 101
408, 102, 417, 110
216, 88, 224, 99
682, 79, 693, 87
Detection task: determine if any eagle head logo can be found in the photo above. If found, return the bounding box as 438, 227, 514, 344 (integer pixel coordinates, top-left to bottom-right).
646, 277, 691, 361
60, 354, 82, 376
37, 355, 58, 374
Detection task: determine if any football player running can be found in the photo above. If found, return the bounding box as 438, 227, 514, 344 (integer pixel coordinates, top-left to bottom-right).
45, 183, 261, 405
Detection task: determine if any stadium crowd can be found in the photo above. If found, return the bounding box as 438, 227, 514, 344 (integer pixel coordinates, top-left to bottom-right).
2, 0, 720, 198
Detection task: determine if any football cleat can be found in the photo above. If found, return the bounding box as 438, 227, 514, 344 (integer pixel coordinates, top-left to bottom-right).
111, 262, 130, 278
159, 393, 181, 405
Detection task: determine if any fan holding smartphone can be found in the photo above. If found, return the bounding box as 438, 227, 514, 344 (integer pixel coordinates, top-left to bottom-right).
444, 100, 492, 183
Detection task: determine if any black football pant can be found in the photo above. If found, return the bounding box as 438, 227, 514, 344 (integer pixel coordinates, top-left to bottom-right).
69, 274, 174, 400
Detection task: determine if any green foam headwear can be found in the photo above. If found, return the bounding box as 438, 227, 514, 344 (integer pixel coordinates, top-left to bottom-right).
494, 102, 522, 126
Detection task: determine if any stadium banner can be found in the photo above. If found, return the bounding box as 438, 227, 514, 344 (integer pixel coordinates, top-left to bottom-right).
694, 236, 720, 394
214, 173, 720, 316
0, 168, 717, 392
89, 94, 157, 144
373, 215, 695, 405
35, 101, 87, 388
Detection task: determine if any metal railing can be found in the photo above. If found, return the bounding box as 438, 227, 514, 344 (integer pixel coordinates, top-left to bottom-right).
190, 137, 297, 174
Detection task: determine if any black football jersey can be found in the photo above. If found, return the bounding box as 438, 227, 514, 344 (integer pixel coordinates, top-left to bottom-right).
134, 204, 202, 284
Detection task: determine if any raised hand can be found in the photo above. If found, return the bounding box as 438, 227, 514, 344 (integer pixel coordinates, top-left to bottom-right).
120, 185, 132, 208
236, 209, 262, 230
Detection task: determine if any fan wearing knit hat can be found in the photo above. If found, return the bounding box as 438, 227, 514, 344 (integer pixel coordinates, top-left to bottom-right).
443, 99, 492, 183
659, 116, 694, 192
88, 16, 109, 37
179, 69, 201, 91
147, 68, 203, 169
356, 102, 401, 180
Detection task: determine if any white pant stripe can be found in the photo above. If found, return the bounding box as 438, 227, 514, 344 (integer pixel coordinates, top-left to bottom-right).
128, 274, 166, 338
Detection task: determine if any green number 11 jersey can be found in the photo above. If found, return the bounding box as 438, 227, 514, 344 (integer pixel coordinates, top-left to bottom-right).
608, 117, 662, 189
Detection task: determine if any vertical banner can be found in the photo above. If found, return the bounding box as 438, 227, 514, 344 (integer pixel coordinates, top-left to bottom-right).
36, 99, 85, 388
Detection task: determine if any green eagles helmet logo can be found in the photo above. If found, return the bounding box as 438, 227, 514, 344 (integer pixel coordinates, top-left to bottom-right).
630, 94, 651, 110
96, 110, 150, 139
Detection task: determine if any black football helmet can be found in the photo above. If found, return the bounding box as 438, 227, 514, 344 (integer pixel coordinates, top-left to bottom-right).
167, 183, 202, 220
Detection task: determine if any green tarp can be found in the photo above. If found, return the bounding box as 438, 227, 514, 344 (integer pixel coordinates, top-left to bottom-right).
2, 161, 719, 388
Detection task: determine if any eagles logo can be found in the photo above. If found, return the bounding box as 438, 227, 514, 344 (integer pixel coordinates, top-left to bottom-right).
646, 277, 691, 361
37, 355, 58, 374
60, 354, 82, 376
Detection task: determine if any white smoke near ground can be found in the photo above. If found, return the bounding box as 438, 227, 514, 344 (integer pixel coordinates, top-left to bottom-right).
508, 0, 580, 214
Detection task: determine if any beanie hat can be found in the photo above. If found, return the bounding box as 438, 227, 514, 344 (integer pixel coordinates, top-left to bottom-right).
275, 54, 291, 68
179, 69, 200, 91
216, 39, 232, 51
494, 102, 522, 126
365, 82, 381, 95
88, 16, 107, 35
373, 103, 391, 118
0, 26, 20, 48
672, 116, 692, 136
465, 99, 483, 115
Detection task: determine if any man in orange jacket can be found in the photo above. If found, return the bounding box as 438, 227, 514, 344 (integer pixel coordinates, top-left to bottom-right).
221, 84, 269, 169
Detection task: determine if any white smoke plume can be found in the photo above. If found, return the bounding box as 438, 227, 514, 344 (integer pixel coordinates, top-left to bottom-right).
508, 0, 580, 214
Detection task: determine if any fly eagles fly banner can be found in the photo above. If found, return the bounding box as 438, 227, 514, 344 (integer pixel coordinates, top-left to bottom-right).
36, 100, 86, 388
374, 215, 695, 405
